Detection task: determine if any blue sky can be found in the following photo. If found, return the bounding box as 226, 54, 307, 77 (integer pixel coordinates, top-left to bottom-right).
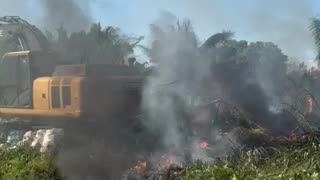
88, 0, 320, 62
0, 0, 320, 63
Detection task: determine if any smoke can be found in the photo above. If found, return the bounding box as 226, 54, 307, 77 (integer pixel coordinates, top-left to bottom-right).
248, 0, 315, 60
141, 10, 307, 166
141, 13, 214, 162
38, 0, 91, 32
141, 0, 316, 62
0, 0, 317, 178
0, 0, 316, 59
0, 0, 92, 32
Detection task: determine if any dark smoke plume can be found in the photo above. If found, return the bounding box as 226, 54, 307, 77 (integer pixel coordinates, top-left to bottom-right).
0, 0, 91, 32
141, 11, 305, 167
39, 0, 91, 32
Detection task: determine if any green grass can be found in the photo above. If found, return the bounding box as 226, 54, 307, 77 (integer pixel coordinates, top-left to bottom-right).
1, 138, 320, 180
0, 146, 62, 180
182, 139, 320, 180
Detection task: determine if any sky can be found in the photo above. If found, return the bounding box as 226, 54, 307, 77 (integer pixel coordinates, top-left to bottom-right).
89, 0, 320, 63
0, 0, 320, 64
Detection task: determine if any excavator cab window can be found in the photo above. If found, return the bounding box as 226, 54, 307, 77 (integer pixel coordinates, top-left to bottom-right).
0, 53, 31, 108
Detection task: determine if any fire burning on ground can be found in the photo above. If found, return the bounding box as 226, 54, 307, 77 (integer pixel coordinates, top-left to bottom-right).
199, 142, 209, 150
128, 161, 148, 177
126, 141, 212, 179
308, 96, 314, 113
125, 123, 318, 179
126, 155, 181, 179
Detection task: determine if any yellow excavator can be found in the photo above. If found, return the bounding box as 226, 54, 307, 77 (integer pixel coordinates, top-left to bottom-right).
0, 16, 151, 179
0, 16, 143, 130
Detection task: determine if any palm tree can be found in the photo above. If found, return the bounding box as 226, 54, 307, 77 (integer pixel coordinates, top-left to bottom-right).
49, 23, 141, 65
144, 20, 198, 64
310, 17, 320, 63
199, 31, 234, 51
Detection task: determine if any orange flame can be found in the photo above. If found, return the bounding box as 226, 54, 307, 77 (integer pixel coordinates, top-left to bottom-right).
289, 131, 297, 141
270, 127, 299, 143
160, 155, 177, 169
129, 161, 148, 175
308, 96, 313, 113
199, 142, 209, 150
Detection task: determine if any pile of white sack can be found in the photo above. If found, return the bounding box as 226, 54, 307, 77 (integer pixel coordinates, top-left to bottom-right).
3, 128, 64, 154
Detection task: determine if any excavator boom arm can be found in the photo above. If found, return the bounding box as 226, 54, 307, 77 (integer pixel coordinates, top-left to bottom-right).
0, 16, 49, 52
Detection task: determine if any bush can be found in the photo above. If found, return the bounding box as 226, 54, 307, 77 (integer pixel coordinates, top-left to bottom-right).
182, 138, 320, 180
0, 146, 62, 180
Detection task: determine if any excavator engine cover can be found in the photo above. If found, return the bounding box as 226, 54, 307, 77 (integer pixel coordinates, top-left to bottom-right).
17, 64, 143, 120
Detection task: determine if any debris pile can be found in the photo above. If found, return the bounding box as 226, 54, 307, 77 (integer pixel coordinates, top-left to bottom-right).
1, 128, 64, 154
125, 154, 185, 180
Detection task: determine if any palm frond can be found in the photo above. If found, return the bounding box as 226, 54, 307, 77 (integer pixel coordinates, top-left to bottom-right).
310, 17, 320, 63
150, 24, 165, 40
136, 45, 151, 57
130, 36, 144, 48
200, 31, 234, 50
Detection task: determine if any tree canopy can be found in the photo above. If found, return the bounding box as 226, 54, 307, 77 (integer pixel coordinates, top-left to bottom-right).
146, 20, 289, 123
46, 23, 142, 65
310, 17, 320, 64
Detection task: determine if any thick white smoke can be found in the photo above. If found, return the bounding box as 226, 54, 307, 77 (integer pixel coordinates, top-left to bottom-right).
141, 13, 216, 162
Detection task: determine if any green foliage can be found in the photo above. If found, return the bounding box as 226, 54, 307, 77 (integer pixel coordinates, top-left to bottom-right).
184, 165, 235, 180
286, 62, 315, 114
47, 23, 142, 65
204, 38, 288, 120
182, 139, 320, 180
200, 31, 234, 50
0, 146, 62, 180
310, 17, 320, 63
148, 20, 198, 64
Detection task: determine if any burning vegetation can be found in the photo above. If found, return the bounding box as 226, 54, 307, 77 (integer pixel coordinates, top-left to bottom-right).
125, 15, 320, 179
2, 2, 320, 180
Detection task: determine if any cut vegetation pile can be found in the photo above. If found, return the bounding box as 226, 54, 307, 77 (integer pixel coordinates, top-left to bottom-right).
181, 136, 320, 180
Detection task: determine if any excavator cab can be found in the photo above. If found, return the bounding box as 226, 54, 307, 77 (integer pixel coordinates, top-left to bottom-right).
0, 51, 55, 108
0, 16, 53, 109
0, 52, 31, 107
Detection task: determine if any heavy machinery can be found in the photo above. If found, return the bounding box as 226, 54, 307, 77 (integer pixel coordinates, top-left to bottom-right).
0, 16, 150, 179
0, 16, 143, 133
